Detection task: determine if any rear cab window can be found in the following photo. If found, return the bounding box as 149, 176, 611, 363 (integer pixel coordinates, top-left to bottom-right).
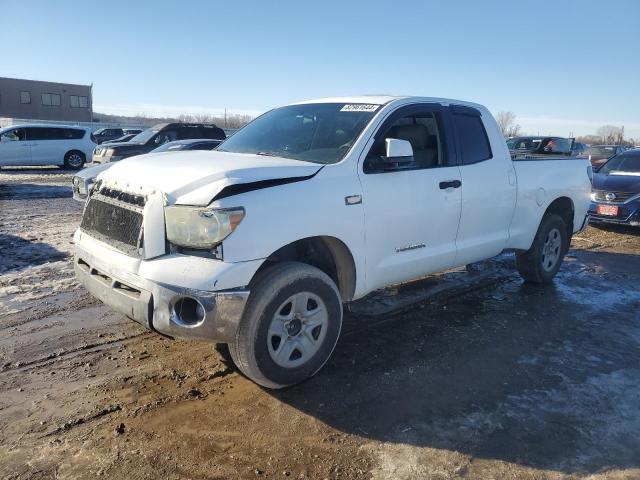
451, 106, 492, 165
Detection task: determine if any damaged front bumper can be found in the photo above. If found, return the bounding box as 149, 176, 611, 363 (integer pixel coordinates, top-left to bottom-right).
74, 232, 260, 343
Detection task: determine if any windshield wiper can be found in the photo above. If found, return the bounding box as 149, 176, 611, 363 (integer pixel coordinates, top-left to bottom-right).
256, 151, 279, 157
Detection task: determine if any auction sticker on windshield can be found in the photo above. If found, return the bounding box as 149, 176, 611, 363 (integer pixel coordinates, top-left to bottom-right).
340, 104, 380, 112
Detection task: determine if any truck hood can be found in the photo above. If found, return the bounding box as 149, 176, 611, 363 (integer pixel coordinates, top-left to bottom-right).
97, 150, 323, 205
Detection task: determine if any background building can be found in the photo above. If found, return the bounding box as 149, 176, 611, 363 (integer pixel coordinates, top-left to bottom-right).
0, 77, 92, 123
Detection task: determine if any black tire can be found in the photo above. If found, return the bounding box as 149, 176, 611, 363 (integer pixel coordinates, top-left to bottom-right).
229, 262, 343, 389
64, 150, 85, 169
516, 213, 569, 283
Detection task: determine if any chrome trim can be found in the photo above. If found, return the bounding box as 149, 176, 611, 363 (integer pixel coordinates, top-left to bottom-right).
591, 190, 640, 205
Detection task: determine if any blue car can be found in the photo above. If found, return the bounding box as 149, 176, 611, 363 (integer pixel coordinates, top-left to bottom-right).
589, 149, 640, 226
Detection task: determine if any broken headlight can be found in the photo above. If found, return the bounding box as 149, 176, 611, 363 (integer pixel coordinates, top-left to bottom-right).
165, 206, 245, 249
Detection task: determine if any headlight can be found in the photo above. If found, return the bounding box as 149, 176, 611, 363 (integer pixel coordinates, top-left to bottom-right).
590, 192, 597, 201
165, 206, 245, 249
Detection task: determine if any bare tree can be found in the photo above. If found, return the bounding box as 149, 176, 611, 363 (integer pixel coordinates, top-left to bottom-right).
596, 125, 625, 144
495, 111, 521, 138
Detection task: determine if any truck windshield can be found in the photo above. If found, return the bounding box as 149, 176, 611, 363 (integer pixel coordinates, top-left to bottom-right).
599, 154, 640, 175
217, 103, 379, 164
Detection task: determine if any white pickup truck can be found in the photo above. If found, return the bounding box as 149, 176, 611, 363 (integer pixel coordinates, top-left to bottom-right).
74, 96, 591, 388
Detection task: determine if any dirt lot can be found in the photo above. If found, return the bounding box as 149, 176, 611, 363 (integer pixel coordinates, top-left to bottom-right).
1, 168, 639, 480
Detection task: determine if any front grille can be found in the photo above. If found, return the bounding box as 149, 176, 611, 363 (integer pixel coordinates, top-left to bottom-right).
80, 187, 146, 256
592, 190, 637, 203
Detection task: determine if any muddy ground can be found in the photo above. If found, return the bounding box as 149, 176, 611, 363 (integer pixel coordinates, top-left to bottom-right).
1, 167, 639, 480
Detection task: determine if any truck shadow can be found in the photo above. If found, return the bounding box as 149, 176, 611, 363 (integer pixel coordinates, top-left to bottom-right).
0, 233, 68, 273
266, 250, 640, 475
0, 183, 72, 200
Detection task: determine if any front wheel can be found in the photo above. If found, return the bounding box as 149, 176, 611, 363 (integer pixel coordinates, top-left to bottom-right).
516, 213, 569, 283
229, 262, 343, 389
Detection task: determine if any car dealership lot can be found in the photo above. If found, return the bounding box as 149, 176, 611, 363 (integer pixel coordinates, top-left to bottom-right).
1, 168, 639, 479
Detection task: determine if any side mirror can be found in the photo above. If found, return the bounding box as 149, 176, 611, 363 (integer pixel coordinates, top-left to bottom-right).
384, 138, 413, 162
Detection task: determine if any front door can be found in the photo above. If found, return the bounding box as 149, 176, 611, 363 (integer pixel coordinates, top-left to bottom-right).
0, 128, 30, 166
357, 104, 462, 292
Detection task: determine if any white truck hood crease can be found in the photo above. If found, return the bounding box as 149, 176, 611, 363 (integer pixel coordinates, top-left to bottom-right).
97, 150, 323, 206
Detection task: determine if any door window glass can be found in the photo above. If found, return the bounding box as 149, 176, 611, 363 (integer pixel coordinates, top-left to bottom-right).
26, 128, 56, 141
453, 113, 492, 164
153, 129, 178, 145
62, 128, 85, 139
1, 128, 26, 142
365, 111, 444, 173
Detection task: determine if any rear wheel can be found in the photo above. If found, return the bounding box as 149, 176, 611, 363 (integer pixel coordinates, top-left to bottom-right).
229, 262, 343, 389
64, 150, 85, 169
516, 213, 568, 283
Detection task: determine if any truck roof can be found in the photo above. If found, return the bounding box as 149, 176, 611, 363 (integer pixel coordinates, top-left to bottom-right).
292, 95, 487, 111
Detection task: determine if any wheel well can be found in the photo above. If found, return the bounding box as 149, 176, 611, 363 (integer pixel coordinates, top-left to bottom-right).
65, 149, 85, 159
254, 236, 356, 301
544, 196, 574, 237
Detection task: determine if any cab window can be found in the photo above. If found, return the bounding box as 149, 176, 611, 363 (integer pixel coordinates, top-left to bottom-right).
364, 110, 445, 173
453, 112, 492, 164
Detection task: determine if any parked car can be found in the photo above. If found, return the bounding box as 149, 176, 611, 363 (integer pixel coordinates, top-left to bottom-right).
103, 133, 137, 144
72, 138, 223, 201
74, 96, 591, 388
92, 127, 126, 144
91, 123, 226, 164
507, 136, 575, 159
0, 124, 94, 169
571, 142, 588, 156
584, 145, 626, 168
589, 149, 640, 226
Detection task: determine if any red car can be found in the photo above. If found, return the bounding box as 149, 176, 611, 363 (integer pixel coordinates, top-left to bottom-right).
585, 145, 626, 168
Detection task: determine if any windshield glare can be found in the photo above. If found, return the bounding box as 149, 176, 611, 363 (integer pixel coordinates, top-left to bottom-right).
599, 154, 640, 175
130, 128, 159, 144
217, 103, 379, 164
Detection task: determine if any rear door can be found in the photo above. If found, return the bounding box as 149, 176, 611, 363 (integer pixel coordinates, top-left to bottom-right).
0, 128, 31, 166
452, 106, 516, 266
357, 103, 462, 291
28, 127, 64, 165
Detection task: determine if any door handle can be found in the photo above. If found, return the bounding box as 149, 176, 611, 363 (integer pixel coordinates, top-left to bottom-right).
439, 180, 462, 189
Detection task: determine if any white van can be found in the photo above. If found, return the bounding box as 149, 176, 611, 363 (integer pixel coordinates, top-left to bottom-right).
0, 124, 95, 169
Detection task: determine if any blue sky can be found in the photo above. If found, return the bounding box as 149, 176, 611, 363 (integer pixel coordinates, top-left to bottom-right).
1, 0, 639, 137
